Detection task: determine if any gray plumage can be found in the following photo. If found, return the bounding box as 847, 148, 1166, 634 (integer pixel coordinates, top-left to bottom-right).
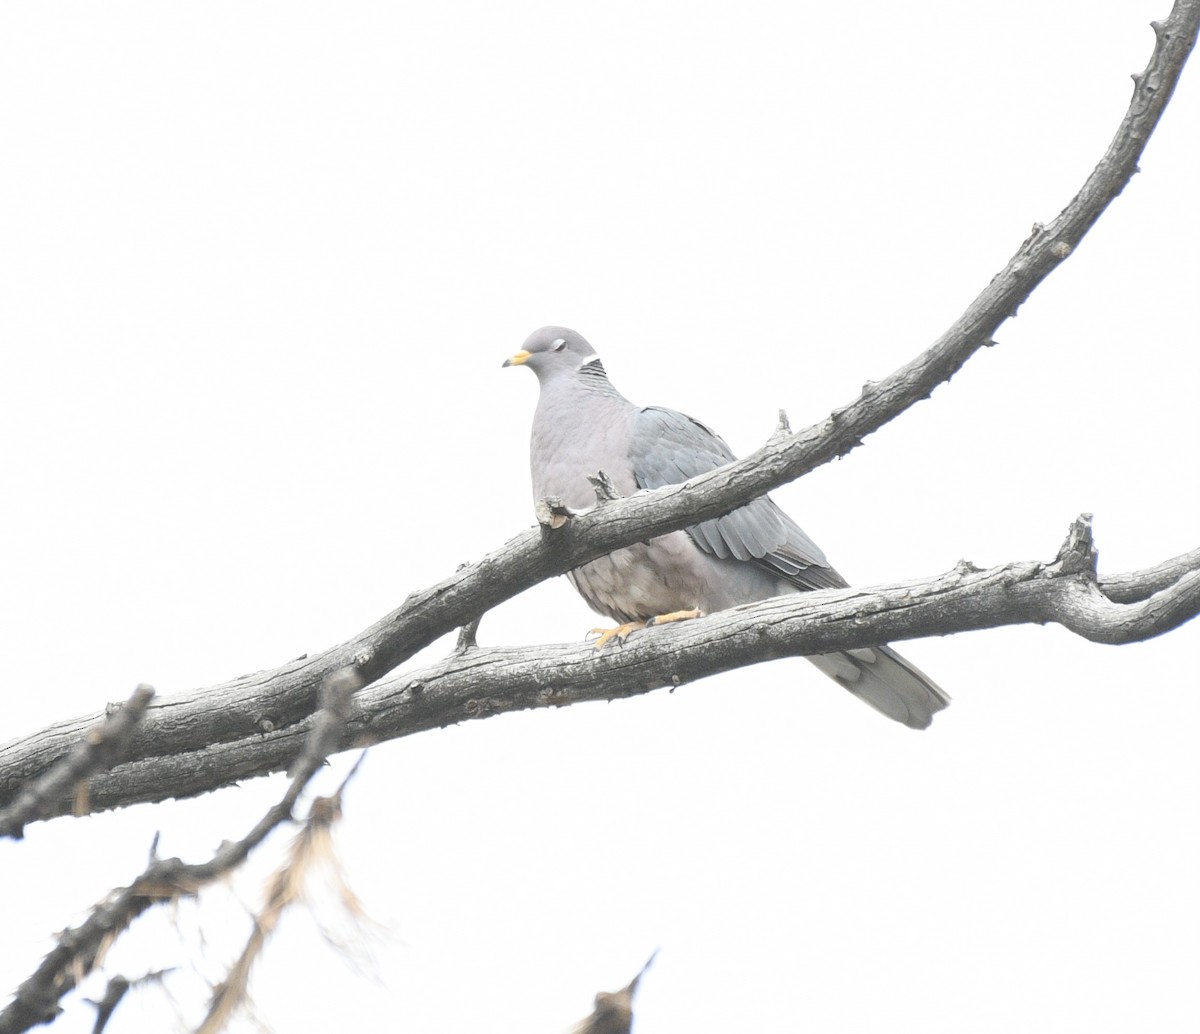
504, 326, 950, 729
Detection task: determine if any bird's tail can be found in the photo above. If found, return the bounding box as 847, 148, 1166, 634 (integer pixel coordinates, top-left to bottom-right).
806, 645, 950, 730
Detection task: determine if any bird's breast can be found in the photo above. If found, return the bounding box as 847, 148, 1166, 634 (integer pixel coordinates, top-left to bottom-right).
568, 533, 705, 623
529, 392, 638, 509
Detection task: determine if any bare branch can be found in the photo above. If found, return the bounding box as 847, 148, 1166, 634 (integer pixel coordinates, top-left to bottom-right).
0, 670, 364, 1034
197, 753, 367, 1034
87, 977, 128, 1034
4, 522, 1195, 823
1, 2, 1197, 824
1098, 547, 1200, 604
455, 616, 482, 655
346, 519, 1200, 730
86, 970, 173, 1034
570, 951, 657, 1034
0, 684, 154, 840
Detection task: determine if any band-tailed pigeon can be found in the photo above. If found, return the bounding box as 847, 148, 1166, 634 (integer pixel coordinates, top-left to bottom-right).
504, 326, 949, 729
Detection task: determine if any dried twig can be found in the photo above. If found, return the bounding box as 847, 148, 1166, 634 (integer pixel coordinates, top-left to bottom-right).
197, 753, 368, 1034
87, 969, 174, 1034
570, 951, 658, 1034
0, 670, 364, 1034
0, 684, 154, 839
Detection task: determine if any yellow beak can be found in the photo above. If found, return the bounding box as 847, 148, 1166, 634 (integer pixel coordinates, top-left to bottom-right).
502, 350, 532, 368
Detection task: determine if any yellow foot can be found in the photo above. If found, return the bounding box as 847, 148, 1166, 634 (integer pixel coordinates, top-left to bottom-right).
589, 609, 703, 649
589, 621, 646, 649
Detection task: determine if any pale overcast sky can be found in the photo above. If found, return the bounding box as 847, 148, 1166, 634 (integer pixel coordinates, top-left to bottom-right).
1, 2, 1198, 1032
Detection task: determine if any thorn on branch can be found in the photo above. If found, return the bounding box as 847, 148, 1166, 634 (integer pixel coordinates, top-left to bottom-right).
1054, 514, 1098, 577
587, 469, 622, 504
767, 409, 792, 446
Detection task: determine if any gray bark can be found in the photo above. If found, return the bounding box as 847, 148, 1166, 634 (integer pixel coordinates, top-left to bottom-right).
0, 0, 1196, 832
2, 518, 1197, 821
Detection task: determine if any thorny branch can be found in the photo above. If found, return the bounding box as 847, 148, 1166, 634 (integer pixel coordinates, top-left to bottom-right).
0, 669, 364, 1034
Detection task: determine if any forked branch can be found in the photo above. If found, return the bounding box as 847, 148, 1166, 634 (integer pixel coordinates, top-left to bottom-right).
0, 670, 364, 1034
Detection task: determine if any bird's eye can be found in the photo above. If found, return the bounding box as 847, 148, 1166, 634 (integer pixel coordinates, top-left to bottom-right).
552, 338, 567, 352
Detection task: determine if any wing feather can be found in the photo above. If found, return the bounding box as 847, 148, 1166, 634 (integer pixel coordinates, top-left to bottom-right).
630, 407, 846, 591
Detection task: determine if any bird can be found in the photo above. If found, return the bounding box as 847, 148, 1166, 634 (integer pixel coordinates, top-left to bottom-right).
503, 326, 950, 729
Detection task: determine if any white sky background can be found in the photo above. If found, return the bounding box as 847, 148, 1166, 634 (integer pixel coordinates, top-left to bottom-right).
1, 1, 1198, 1031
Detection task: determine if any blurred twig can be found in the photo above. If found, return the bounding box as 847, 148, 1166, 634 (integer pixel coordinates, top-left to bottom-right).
0, 669, 363, 1034
570, 951, 658, 1034
197, 753, 368, 1034
0, 684, 155, 839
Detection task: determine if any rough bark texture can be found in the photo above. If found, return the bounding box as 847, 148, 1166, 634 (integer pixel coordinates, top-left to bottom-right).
0, 684, 154, 838
2, 520, 1198, 821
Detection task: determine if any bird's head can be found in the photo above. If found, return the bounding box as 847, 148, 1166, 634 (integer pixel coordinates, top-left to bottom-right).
502, 326, 603, 382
